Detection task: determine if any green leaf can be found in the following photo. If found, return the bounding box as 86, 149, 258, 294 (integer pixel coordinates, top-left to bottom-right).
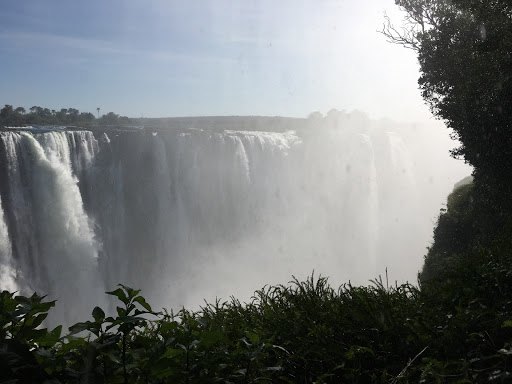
118, 284, 140, 299
68, 322, 91, 335
116, 306, 126, 318
14, 295, 32, 304
133, 296, 152, 312
33, 300, 56, 313
22, 327, 48, 341
92, 306, 105, 322
28, 313, 48, 329
36, 326, 62, 347
159, 321, 179, 333
51, 325, 62, 338
246, 331, 260, 345
201, 330, 228, 347
106, 288, 129, 305
160, 347, 184, 359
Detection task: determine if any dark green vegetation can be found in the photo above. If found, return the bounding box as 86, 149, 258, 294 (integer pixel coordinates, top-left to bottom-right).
421, 181, 476, 282
383, 0, 512, 208
384, 1, 512, 182
0, 105, 131, 128
2, 273, 512, 383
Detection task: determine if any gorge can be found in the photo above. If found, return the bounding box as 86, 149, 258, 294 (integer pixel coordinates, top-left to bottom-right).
0, 113, 469, 325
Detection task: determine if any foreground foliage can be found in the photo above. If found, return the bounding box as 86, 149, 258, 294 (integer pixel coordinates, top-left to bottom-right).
2, 262, 512, 384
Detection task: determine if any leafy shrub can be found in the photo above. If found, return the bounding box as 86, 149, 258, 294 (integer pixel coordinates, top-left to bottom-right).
2, 265, 512, 383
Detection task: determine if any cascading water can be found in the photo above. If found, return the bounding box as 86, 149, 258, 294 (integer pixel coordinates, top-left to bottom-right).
0, 131, 105, 324
0, 194, 16, 292
0, 116, 469, 325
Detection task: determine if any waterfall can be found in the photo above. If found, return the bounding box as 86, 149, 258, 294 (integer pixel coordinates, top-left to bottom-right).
0, 194, 16, 292
0, 131, 104, 324
0, 121, 468, 323
359, 134, 379, 276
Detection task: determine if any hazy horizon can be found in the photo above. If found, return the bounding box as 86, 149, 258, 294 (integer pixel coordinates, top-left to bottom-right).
1, 0, 436, 124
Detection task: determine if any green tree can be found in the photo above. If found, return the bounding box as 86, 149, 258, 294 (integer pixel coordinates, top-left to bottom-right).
55, 108, 68, 123
27, 105, 55, 124
383, 0, 512, 190
14, 106, 26, 115
66, 108, 79, 124
0, 104, 24, 127
29, 106, 42, 115
79, 112, 96, 123
100, 111, 120, 125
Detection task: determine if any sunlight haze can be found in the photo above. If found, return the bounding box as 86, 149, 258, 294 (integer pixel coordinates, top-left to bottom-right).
1, 0, 429, 122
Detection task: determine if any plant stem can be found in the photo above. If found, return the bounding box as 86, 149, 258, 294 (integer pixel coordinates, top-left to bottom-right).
123, 332, 128, 384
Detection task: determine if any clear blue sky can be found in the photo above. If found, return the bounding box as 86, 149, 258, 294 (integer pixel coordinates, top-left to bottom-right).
0, 0, 432, 121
